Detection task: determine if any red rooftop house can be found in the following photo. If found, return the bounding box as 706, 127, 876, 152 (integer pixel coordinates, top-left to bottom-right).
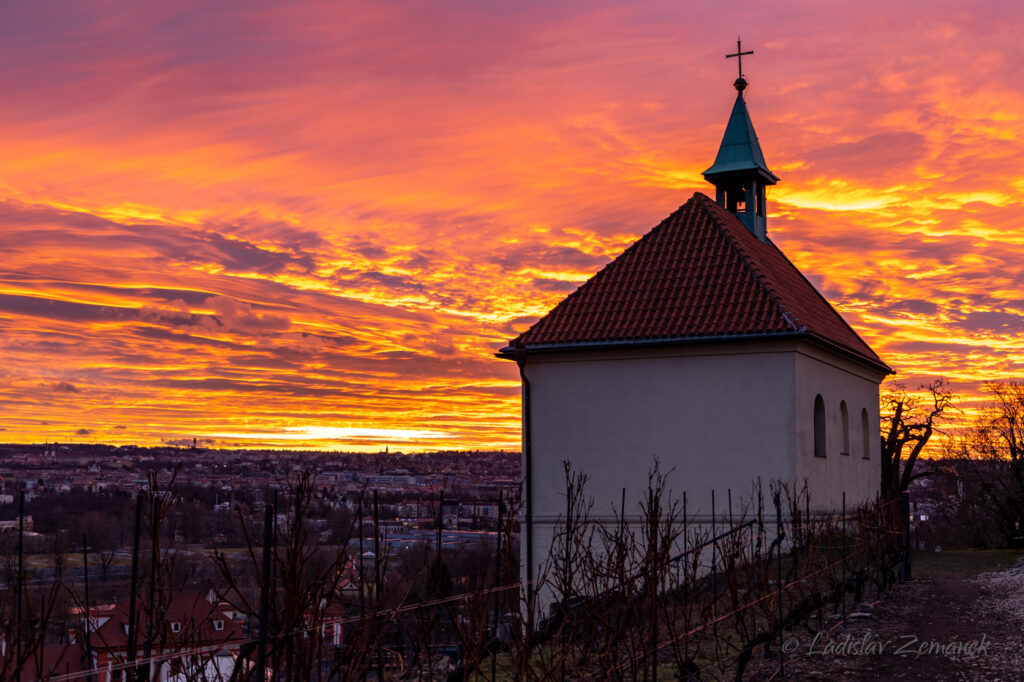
498, 67, 892, 589
85, 591, 244, 682
0, 641, 88, 681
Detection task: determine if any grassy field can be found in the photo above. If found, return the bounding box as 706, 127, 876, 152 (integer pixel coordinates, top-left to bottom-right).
911, 548, 1024, 578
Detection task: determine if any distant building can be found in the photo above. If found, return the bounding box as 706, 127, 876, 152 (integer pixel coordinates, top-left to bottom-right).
0, 640, 88, 681
0, 516, 32, 533
84, 591, 243, 682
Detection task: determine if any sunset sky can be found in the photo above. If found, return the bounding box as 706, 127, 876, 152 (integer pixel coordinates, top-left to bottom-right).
1, 1, 1022, 450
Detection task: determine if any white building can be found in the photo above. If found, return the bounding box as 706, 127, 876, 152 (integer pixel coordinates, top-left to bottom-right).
498, 73, 892, 591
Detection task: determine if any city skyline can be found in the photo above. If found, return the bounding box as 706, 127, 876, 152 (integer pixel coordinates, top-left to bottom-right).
1, 1, 1021, 450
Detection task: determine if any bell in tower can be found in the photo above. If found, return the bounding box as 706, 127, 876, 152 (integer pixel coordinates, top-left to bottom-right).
702, 40, 779, 241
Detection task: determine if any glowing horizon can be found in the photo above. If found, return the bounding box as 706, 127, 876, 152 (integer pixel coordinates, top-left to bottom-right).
1, 1, 1022, 451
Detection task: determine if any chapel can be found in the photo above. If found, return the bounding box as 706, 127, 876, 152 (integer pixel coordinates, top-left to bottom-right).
497, 54, 892, 584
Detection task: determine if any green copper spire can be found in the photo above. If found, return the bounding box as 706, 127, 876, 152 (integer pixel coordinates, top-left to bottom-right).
702, 39, 778, 241
702, 91, 779, 183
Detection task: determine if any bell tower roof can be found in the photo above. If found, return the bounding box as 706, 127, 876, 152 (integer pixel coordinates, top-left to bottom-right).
702, 91, 779, 184
701, 39, 778, 240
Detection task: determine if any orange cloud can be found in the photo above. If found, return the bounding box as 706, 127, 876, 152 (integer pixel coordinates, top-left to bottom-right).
0, 1, 1021, 450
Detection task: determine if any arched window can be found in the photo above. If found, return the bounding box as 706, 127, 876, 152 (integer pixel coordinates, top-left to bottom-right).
861, 408, 871, 459
840, 401, 850, 455
813, 395, 826, 458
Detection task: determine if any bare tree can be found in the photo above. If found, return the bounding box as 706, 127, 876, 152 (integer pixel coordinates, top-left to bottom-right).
212, 470, 387, 681
934, 379, 1024, 547
987, 379, 1024, 504
880, 378, 954, 497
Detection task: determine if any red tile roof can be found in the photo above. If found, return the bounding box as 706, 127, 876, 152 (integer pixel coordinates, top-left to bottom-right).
500, 192, 889, 372
91, 591, 244, 651
0, 642, 87, 681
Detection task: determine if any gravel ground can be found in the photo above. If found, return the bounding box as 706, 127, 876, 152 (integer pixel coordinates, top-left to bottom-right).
741, 560, 1024, 680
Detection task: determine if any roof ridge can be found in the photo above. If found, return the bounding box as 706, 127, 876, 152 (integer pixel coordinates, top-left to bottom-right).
695, 194, 801, 333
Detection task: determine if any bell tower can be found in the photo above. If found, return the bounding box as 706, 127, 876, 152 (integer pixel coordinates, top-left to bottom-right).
702, 39, 779, 241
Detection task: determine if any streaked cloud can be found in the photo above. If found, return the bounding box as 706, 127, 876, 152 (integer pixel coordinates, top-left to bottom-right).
0, 0, 1021, 449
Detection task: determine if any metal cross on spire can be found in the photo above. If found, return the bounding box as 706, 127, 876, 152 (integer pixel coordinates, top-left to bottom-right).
726, 37, 753, 92
726, 37, 753, 78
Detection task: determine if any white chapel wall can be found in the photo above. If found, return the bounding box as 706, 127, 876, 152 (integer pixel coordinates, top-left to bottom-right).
522, 343, 801, 581
793, 342, 885, 512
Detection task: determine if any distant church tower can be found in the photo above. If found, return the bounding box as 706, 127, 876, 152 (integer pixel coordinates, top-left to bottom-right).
498, 43, 892, 591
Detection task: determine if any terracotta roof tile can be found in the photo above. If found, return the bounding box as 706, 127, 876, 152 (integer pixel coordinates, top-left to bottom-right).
502, 193, 888, 371
92, 591, 244, 651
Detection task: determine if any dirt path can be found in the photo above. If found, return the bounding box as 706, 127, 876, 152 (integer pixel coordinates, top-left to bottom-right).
744, 561, 1024, 680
